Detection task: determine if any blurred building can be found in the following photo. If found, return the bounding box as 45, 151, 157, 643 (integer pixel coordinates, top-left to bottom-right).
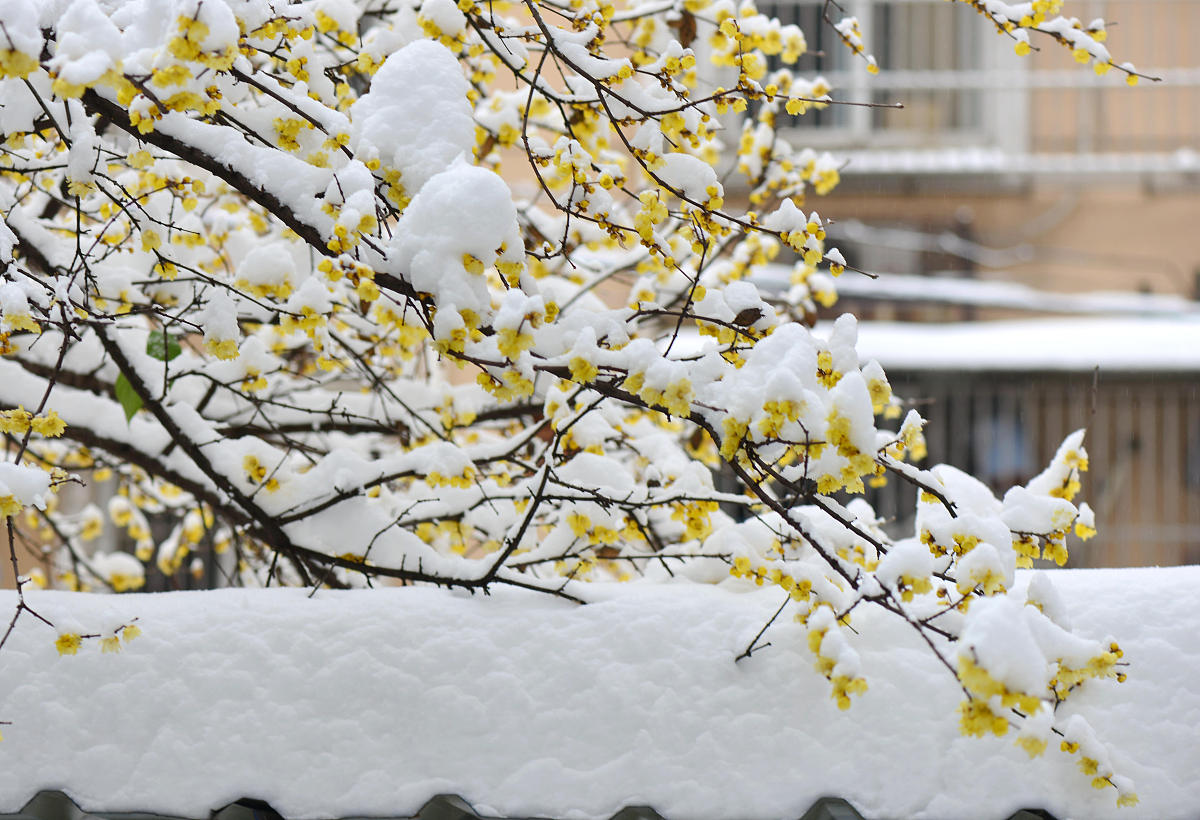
754, 0, 1200, 566
764, 0, 1200, 305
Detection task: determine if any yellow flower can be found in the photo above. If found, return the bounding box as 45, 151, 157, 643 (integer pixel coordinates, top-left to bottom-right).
566, 511, 590, 537
243, 456, 264, 484
80, 514, 103, 541
816, 350, 840, 388
568, 356, 599, 383
0, 49, 38, 80
109, 572, 145, 593
0, 406, 32, 434
831, 674, 868, 709
356, 278, 380, 302
205, 338, 239, 360
66, 178, 95, 196
496, 327, 534, 359
55, 633, 83, 656
461, 254, 485, 275
4, 312, 40, 333
31, 410, 66, 437
121, 624, 142, 643
1015, 735, 1047, 758
958, 699, 1008, 737
141, 229, 162, 252
671, 500, 718, 541
658, 379, 693, 418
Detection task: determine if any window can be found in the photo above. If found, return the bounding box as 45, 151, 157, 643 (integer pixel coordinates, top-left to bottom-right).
759, 0, 1021, 150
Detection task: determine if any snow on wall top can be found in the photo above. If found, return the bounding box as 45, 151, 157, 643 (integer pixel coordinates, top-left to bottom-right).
1, 568, 1197, 820
846, 317, 1200, 373
755, 266, 1200, 318
832, 147, 1200, 177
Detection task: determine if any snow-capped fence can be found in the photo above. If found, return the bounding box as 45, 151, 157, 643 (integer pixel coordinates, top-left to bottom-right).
870, 371, 1199, 567
1, 570, 1196, 820
850, 318, 1200, 567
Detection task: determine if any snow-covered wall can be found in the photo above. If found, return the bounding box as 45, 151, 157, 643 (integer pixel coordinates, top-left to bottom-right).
850, 318, 1200, 373
1, 568, 1197, 820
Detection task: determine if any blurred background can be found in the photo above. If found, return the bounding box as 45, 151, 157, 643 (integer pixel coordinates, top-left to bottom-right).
757, 0, 1200, 567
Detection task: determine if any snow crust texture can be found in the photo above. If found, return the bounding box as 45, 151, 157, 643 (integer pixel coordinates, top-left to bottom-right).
1, 568, 1196, 820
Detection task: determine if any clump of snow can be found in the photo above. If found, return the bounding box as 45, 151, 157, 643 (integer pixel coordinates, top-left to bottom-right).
350, 40, 473, 195
236, 243, 300, 298
0, 462, 51, 510
0, 0, 42, 58
0, 282, 34, 330
385, 160, 522, 316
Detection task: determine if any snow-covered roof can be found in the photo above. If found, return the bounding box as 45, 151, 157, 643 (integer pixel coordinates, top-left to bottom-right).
1, 568, 1197, 820
847, 317, 1200, 373
754, 262, 1200, 318
814, 273, 1200, 317
835, 148, 1200, 177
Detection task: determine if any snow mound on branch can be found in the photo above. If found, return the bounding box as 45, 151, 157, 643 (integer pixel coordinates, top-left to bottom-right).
386, 160, 522, 314
0, 462, 51, 509
1, 568, 1198, 820
350, 39, 474, 195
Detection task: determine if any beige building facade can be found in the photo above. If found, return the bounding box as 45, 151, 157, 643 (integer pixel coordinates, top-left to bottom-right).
764, 0, 1199, 299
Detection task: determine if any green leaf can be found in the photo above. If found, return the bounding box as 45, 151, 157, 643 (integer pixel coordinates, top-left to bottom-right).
146, 329, 183, 362
114, 373, 143, 423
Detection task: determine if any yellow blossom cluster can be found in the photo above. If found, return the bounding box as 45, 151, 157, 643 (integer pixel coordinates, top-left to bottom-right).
55, 624, 140, 657
806, 615, 868, 710
0, 407, 66, 437
729, 555, 813, 602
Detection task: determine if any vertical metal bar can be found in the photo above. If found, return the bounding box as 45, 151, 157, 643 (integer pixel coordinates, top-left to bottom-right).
970, 382, 986, 483
1150, 385, 1166, 563
1163, 381, 1182, 564
1189, 381, 1200, 562
1001, 383, 1021, 486
951, 376, 969, 475
1103, 386, 1123, 567
1089, 379, 1113, 568
1131, 389, 1147, 566
1091, 380, 1108, 567
1107, 384, 1133, 568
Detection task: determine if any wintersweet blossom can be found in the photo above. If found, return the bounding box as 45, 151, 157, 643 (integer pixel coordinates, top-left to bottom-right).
55, 633, 82, 656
